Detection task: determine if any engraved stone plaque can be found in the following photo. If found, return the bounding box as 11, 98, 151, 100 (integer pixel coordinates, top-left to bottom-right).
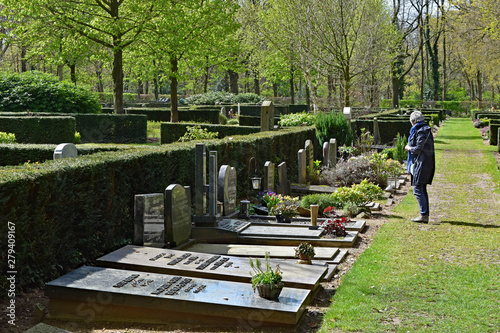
218, 165, 237, 216
45, 266, 310, 325
165, 184, 192, 247
263, 161, 275, 192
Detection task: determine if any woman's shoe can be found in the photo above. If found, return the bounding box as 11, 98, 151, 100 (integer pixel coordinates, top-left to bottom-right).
411, 215, 429, 223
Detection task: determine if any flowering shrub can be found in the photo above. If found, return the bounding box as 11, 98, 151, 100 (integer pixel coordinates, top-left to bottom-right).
338, 144, 360, 161
278, 112, 316, 127
332, 179, 383, 208
0, 132, 16, 143
321, 155, 373, 187
269, 196, 299, 216
321, 217, 348, 237
481, 126, 489, 138
260, 190, 283, 211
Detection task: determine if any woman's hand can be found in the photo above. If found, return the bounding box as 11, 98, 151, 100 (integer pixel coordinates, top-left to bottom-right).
405, 144, 411, 152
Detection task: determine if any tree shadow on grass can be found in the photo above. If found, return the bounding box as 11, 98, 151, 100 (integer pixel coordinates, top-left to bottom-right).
440, 220, 500, 229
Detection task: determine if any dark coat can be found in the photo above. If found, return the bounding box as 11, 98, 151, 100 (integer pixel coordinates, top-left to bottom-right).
409, 122, 435, 186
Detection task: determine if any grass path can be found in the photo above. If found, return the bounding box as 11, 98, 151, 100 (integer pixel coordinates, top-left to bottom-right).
320, 118, 500, 332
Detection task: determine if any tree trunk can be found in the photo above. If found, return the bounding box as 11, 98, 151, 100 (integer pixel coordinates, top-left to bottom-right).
254, 71, 260, 95
392, 75, 400, 108
204, 64, 209, 93
343, 67, 351, 107
305, 84, 310, 109
153, 60, 159, 100
69, 64, 76, 84
112, 48, 124, 114
273, 83, 278, 97
145, 80, 149, 95
137, 79, 143, 99
57, 65, 64, 81
170, 56, 179, 123
477, 70, 482, 102
21, 46, 27, 72
327, 73, 333, 103
228, 69, 239, 94
290, 65, 295, 104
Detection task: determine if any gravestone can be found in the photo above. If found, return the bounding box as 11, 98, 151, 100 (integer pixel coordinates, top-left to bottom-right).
373, 117, 381, 144
218, 165, 237, 216
261, 101, 274, 131
343, 107, 352, 120
134, 193, 165, 247
53, 143, 77, 160
221, 106, 227, 117
304, 140, 314, 171
322, 142, 329, 167
45, 266, 310, 325
263, 161, 275, 192
328, 138, 337, 167
165, 184, 192, 247
193, 144, 220, 226
276, 162, 290, 195
298, 149, 307, 184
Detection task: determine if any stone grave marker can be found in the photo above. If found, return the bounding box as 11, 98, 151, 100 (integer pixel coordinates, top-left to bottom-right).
134, 193, 165, 247
322, 142, 329, 167
263, 161, 275, 192
218, 165, 237, 216
373, 117, 381, 144
193, 144, 220, 226
328, 138, 337, 167
298, 149, 307, 184
165, 184, 192, 247
53, 143, 78, 160
276, 162, 290, 195
97, 245, 328, 290
261, 100, 274, 131
305, 139, 314, 171
45, 266, 310, 325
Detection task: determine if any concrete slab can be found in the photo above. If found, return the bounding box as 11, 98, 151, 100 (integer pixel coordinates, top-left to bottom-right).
45, 266, 310, 326
240, 225, 323, 238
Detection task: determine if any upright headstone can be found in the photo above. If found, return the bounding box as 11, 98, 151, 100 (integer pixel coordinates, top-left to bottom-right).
208, 151, 218, 218
322, 142, 329, 167
261, 101, 274, 131
53, 143, 78, 160
221, 106, 227, 117
165, 184, 192, 247
218, 165, 237, 216
193, 144, 220, 226
134, 193, 165, 247
328, 138, 337, 167
194, 144, 207, 216
305, 139, 314, 170
276, 162, 291, 195
263, 161, 275, 192
373, 117, 381, 144
298, 149, 307, 184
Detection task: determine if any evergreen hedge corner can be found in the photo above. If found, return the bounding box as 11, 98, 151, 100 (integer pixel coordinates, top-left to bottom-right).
489, 120, 500, 146
0, 116, 76, 144
0, 126, 317, 291
160, 123, 260, 144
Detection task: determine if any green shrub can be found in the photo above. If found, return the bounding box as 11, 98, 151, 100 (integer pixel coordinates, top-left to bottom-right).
0, 132, 16, 143
227, 119, 239, 125
279, 112, 316, 126
430, 113, 439, 126
393, 133, 407, 163
0, 116, 76, 143
161, 123, 260, 144
185, 92, 264, 105
178, 125, 219, 142
220, 113, 228, 125
315, 111, 354, 147
300, 193, 336, 214
0, 71, 101, 113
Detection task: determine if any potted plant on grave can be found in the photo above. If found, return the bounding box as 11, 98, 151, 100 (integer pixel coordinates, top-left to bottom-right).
269, 196, 299, 223
294, 242, 315, 264
249, 252, 283, 300
260, 190, 283, 215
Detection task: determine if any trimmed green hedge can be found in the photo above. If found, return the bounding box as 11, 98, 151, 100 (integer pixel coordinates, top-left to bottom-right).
473, 112, 500, 120
0, 116, 76, 143
489, 120, 500, 146
239, 115, 280, 127
126, 108, 220, 124
352, 119, 414, 144
0, 144, 125, 166
73, 114, 147, 143
161, 123, 261, 144
0, 126, 316, 291
498, 128, 500, 153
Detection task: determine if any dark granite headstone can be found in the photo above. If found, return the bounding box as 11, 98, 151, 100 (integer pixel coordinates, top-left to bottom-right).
45, 266, 310, 325
134, 193, 165, 247
165, 184, 192, 247
276, 162, 290, 195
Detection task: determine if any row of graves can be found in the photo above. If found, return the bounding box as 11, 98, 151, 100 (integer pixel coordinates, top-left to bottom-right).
43, 138, 406, 329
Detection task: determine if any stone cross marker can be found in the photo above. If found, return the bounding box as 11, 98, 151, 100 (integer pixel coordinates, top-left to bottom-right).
328, 138, 337, 167
165, 184, 192, 247
53, 143, 78, 160
298, 149, 307, 184
218, 165, 237, 216
276, 162, 290, 195
263, 161, 275, 192
305, 139, 314, 171
261, 101, 275, 132
134, 193, 165, 247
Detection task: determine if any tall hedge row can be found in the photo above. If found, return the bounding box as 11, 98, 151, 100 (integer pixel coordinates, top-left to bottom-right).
489, 120, 500, 145
0, 116, 76, 143
0, 126, 317, 291
352, 119, 414, 144
160, 123, 261, 144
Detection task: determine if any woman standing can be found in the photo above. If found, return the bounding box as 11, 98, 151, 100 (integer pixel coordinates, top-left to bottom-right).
405, 111, 435, 223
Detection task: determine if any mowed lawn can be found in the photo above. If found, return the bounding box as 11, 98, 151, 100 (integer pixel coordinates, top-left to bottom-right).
320, 118, 500, 332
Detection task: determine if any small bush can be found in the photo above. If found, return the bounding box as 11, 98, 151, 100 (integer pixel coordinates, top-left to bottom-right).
185, 92, 264, 105
322, 155, 374, 186
227, 119, 239, 125
315, 111, 354, 147
74, 132, 81, 144
0, 132, 16, 143
178, 125, 219, 142
0, 71, 101, 113
300, 193, 336, 214
279, 112, 316, 127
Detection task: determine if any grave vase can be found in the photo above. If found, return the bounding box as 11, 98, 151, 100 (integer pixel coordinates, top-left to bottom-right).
256, 282, 284, 300
298, 253, 313, 265
276, 214, 292, 223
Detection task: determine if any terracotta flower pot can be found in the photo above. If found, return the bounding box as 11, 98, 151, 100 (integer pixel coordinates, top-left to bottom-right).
256, 282, 284, 300
298, 253, 313, 264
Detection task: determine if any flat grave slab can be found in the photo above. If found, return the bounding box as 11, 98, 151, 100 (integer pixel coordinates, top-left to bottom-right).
237, 230, 358, 248
239, 225, 323, 238
290, 184, 337, 195
97, 245, 327, 290
45, 266, 309, 326
249, 218, 366, 232
185, 243, 339, 260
